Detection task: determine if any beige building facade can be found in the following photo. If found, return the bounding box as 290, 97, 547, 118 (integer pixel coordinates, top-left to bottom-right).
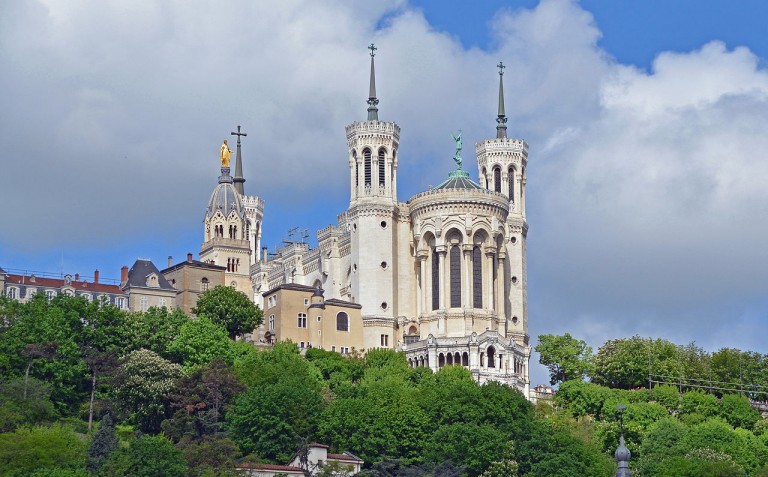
161, 253, 226, 315
261, 284, 364, 354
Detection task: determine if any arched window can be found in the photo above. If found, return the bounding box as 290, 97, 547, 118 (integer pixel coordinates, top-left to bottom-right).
439, 353, 445, 367
450, 245, 461, 308
493, 166, 501, 193
201, 277, 209, 292
472, 246, 482, 308
462, 352, 469, 366
336, 312, 349, 332
431, 249, 440, 310
487, 347, 496, 368
508, 166, 515, 201
481, 167, 488, 189
378, 148, 386, 187
364, 149, 372, 186
353, 151, 358, 187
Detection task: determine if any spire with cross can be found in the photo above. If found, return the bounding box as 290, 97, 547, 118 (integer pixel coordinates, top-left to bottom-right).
367, 43, 379, 121
496, 61, 508, 139
231, 125, 247, 195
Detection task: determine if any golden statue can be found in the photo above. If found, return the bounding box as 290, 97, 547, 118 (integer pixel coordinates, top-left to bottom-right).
220, 139, 233, 167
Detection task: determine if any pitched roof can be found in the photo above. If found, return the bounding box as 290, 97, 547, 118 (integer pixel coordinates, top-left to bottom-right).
161, 259, 226, 274
328, 452, 364, 462
124, 260, 176, 290
4, 274, 125, 294
237, 463, 303, 472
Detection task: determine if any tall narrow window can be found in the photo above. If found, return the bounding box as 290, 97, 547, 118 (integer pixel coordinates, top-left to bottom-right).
508, 166, 515, 201
269, 315, 275, 331
378, 149, 386, 187
364, 149, 372, 186
450, 245, 461, 308
487, 347, 496, 368
201, 277, 209, 292
297, 313, 307, 328
431, 249, 440, 310
493, 166, 501, 193
353, 151, 358, 187
472, 246, 482, 308
336, 312, 349, 331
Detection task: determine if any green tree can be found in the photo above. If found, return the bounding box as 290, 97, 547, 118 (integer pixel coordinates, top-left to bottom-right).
112, 349, 182, 432
131, 307, 189, 358
192, 286, 262, 340
167, 316, 234, 371
535, 333, 594, 385
228, 343, 324, 462
87, 414, 119, 474
102, 435, 186, 477
718, 393, 760, 430
0, 424, 87, 476
178, 436, 239, 477
0, 378, 56, 432
479, 443, 519, 477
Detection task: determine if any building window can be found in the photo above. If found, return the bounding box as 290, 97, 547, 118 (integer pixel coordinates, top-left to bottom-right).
332, 345, 336, 352
304, 298, 309, 305
269, 314, 275, 331
83, 293, 92, 303
493, 166, 501, 193
300, 341, 305, 349
340, 347, 349, 355
364, 149, 372, 186
159, 298, 167, 308
508, 166, 515, 201
140, 297, 148, 312
297, 313, 307, 328
353, 150, 359, 187
378, 148, 386, 187
472, 246, 482, 308
431, 249, 440, 310
6, 287, 17, 299
380, 334, 389, 347
116, 297, 125, 309
317, 316, 321, 322
45, 290, 55, 301
201, 277, 209, 292
336, 312, 349, 332
450, 245, 461, 308
487, 347, 496, 368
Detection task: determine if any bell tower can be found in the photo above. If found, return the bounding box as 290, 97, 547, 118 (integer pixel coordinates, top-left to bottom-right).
475, 62, 530, 345
346, 45, 401, 351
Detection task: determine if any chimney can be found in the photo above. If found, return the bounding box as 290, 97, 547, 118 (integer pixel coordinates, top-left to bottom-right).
120, 266, 129, 286
94, 269, 99, 284
262, 247, 268, 264
75, 273, 79, 281
168, 256, 173, 267
187, 253, 193, 263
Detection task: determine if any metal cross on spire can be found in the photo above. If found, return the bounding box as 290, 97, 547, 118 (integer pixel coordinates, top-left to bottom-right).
497, 61, 505, 76
368, 43, 377, 57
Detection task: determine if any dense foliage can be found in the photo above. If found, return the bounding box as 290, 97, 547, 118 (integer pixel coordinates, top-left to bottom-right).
0, 292, 766, 476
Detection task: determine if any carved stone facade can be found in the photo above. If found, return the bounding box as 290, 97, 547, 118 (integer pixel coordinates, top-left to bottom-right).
245, 58, 532, 396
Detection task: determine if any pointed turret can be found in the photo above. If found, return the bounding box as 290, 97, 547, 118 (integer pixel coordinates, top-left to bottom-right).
231, 125, 247, 195
496, 61, 507, 139
367, 43, 379, 121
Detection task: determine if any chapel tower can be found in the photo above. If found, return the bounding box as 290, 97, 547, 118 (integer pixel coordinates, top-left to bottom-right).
475, 62, 529, 345
346, 45, 401, 350
200, 134, 263, 298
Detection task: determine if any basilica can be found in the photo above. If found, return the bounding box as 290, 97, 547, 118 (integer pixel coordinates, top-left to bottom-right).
199, 49, 531, 396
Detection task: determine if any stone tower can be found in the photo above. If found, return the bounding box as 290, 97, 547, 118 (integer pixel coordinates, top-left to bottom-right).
200, 141, 262, 298
346, 45, 401, 350
475, 62, 529, 345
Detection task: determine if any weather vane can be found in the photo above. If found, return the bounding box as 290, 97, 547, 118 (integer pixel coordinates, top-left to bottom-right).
497, 61, 505, 76
368, 43, 377, 57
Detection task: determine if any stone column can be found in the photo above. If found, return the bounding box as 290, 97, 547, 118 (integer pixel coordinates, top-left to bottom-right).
462, 244, 473, 309
417, 253, 427, 317
496, 254, 506, 330
436, 246, 446, 310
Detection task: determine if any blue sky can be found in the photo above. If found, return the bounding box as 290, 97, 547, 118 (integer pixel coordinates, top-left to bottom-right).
2, 0, 767, 385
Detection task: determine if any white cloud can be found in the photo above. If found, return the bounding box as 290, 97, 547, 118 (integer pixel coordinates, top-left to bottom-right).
1, 0, 766, 369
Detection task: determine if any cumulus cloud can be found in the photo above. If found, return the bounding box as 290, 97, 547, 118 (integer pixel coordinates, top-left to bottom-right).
1, 0, 766, 384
